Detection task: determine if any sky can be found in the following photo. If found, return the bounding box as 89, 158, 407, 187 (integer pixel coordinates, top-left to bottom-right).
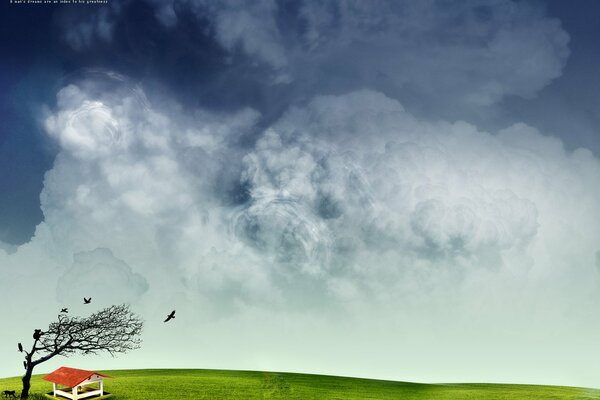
1, 0, 600, 389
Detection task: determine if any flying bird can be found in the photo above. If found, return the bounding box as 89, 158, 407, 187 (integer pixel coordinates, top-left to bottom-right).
83, 297, 91, 304
60, 308, 68, 313
164, 310, 176, 323
17, 343, 23, 352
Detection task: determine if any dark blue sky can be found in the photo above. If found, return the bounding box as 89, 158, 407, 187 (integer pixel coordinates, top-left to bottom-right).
1, 0, 600, 245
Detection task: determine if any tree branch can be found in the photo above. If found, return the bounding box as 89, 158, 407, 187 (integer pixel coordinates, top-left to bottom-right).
33, 304, 143, 364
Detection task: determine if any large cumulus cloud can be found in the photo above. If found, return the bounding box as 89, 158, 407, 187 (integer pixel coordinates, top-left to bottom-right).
0, 0, 574, 249
20, 80, 598, 313
235, 91, 600, 305
1, 71, 600, 388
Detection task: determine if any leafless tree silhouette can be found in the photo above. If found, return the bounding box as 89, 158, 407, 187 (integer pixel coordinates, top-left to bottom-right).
19, 304, 143, 399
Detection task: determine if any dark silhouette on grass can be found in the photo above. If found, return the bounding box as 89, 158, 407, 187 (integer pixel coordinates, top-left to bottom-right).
84, 297, 91, 304
2, 390, 17, 398
17, 343, 23, 352
164, 310, 175, 323
18, 304, 143, 399
60, 308, 68, 313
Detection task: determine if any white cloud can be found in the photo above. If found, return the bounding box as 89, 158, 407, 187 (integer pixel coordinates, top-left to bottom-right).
34, 83, 600, 309
3, 79, 600, 385
44, 85, 129, 160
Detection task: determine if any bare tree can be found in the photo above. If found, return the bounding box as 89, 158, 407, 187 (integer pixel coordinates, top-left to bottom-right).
19, 304, 143, 399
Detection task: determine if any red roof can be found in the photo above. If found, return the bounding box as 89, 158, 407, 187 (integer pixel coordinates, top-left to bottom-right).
43, 367, 111, 388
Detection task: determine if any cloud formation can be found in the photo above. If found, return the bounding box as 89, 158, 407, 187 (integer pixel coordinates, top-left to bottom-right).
3, 0, 600, 388
25, 80, 600, 314
58, 0, 569, 115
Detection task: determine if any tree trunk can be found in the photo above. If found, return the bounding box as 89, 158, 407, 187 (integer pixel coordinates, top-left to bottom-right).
20, 365, 34, 399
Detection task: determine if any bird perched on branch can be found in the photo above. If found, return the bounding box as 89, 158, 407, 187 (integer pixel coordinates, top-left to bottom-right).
33, 329, 43, 340
23, 361, 27, 370
164, 310, 176, 323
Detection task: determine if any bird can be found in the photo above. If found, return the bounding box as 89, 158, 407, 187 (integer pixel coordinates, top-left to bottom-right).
33, 329, 43, 340
164, 310, 176, 323
23, 361, 27, 370
60, 308, 68, 313
17, 343, 23, 352
83, 297, 91, 304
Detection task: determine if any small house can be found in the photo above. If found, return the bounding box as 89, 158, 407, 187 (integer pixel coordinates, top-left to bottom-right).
42, 367, 112, 399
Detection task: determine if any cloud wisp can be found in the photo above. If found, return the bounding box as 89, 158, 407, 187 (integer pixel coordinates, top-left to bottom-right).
57, 0, 569, 117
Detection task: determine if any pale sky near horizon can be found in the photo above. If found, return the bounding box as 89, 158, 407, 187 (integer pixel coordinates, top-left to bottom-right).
2, 0, 600, 389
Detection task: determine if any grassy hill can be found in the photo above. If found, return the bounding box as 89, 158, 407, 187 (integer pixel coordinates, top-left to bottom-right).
1, 369, 599, 399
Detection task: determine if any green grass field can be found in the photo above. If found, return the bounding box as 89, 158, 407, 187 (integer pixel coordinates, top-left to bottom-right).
1, 369, 599, 399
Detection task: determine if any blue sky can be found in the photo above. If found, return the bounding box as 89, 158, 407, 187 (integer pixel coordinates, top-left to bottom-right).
1, 0, 600, 387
